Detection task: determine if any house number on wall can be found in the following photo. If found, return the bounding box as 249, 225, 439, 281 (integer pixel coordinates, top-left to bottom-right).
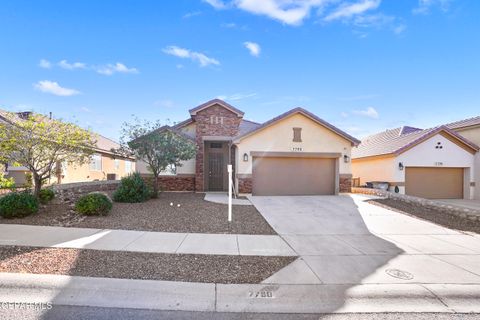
248, 291, 274, 298
292, 147, 303, 152
435, 162, 444, 166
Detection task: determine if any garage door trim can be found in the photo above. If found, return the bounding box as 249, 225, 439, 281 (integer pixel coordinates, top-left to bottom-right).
250, 151, 342, 159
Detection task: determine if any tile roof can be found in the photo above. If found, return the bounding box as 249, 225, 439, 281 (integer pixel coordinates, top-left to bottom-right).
352, 125, 479, 159
445, 116, 480, 130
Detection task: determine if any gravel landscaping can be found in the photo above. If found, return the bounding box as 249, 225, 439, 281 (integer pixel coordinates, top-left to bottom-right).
368, 198, 480, 234
0, 245, 295, 284
0, 193, 276, 235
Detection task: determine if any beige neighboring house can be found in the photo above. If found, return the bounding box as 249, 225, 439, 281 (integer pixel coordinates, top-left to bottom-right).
136, 98, 360, 195
0, 110, 135, 186
352, 125, 479, 200
446, 116, 480, 200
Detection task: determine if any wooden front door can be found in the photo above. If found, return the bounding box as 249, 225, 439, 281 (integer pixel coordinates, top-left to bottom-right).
206, 142, 227, 191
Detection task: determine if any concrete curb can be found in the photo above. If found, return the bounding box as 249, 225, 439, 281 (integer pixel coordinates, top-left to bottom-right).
1, 273, 479, 314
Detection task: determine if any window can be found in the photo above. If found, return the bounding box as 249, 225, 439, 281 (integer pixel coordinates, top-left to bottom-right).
89, 154, 102, 171
210, 116, 224, 125
293, 127, 302, 142
114, 159, 120, 170
210, 142, 223, 148
125, 160, 132, 173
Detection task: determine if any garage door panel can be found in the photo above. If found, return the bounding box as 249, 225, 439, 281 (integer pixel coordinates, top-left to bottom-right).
252, 157, 336, 196
405, 167, 464, 199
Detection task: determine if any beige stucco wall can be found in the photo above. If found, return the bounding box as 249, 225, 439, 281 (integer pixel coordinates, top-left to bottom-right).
59, 154, 135, 184
454, 126, 480, 199
179, 122, 196, 139
352, 156, 396, 185
235, 113, 353, 175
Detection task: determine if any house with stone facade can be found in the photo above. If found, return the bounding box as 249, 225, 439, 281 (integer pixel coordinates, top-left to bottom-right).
136, 99, 360, 196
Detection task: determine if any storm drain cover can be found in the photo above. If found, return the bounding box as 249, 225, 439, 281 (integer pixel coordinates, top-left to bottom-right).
385, 268, 414, 280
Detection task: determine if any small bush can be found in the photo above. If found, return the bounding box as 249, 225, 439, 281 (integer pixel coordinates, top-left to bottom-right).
0, 192, 39, 219
39, 188, 55, 204
113, 172, 151, 203
75, 193, 112, 216
0, 173, 15, 190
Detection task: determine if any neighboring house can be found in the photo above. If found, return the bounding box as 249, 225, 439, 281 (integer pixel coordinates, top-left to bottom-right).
136, 98, 360, 196
446, 116, 480, 200
56, 134, 136, 184
0, 110, 135, 186
352, 125, 479, 199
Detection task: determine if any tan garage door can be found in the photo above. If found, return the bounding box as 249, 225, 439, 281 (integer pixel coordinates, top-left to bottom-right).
252, 157, 336, 196
405, 167, 464, 199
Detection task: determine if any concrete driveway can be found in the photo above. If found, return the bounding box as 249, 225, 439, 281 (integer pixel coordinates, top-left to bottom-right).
248, 194, 480, 286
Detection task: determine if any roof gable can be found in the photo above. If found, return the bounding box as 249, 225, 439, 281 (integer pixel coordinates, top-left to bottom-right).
353, 125, 479, 159
233, 107, 360, 145
189, 99, 244, 117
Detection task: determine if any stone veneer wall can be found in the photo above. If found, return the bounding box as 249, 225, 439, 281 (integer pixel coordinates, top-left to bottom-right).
238, 177, 253, 194
339, 174, 352, 193
141, 175, 195, 192
194, 105, 242, 191
52, 180, 120, 202
352, 187, 480, 221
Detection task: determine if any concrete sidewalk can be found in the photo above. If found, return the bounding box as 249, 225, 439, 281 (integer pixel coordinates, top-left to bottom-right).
204, 193, 252, 206
0, 224, 296, 256
1, 273, 479, 314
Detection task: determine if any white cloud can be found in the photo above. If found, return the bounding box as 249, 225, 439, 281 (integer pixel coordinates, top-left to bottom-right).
39, 59, 51, 69
95, 63, 139, 75
183, 11, 202, 18
353, 106, 379, 119
80, 107, 91, 113
243, 41, 261, 57
58, 60, 87, 70
234, 0, 328, 26
324, 0, 381, 22
341, 112, 349, 118
203, 0, 227, 9
413, 0, 453, 14
393, 24, 406, 34
154, 99, 175, 108
34, 80, 80, 96
216, 93, 257, 101
163, 46, 220, 67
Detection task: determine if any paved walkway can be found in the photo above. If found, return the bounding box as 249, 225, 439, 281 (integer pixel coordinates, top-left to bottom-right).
204, 193, 252, 206
0, 224, 295, 256
248, 194, 480, 286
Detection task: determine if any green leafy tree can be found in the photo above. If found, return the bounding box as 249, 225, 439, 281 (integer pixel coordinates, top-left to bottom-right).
118, 118, 197, 197
0, 113, 96, 197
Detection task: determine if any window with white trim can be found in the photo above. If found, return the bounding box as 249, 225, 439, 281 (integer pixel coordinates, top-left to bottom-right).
125, 160, 132, 173
114, 159, 120, 170
89, 154, 102, 171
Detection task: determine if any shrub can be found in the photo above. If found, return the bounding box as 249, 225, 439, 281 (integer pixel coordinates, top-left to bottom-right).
39, 188, 55, 204
113, 172, 151, 203
0, 192, 39, 218
75, 193, 112, 216
0, 173, 15, 190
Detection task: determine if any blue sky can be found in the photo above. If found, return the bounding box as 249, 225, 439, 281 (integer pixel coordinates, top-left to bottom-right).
1, 0, 479, 141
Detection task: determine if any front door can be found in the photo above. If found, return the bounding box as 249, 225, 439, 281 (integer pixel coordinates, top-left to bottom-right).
206, 142, 227, 191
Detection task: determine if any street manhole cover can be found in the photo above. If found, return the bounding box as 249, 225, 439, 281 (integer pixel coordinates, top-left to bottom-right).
385, 269, 414, 280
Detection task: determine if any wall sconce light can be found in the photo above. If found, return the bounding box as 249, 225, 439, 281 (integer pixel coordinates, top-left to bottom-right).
243, 153, 249, 162
343, 155, 350, 163
398, 162, 404, 171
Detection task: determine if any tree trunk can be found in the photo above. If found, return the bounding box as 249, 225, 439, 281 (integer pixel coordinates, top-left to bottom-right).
33, 173, 42, 198
152, 175, 159, 198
